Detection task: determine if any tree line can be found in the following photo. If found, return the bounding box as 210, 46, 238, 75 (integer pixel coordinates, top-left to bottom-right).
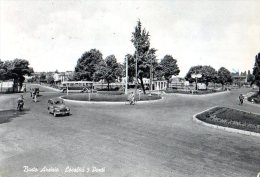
0, 59, 33, 90
74, 20, 180, 93
185, 65, 233, 90
252, 52, 260, 94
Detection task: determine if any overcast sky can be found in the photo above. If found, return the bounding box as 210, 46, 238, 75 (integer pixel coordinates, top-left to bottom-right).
0, 0, 259, 76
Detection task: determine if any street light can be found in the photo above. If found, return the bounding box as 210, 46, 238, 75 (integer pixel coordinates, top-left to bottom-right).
125, 57, 128, 95
191, 73, 202, 90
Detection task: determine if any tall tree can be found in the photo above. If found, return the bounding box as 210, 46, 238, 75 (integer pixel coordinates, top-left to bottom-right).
252, 52, 260, 94
160, 55, 180, 87
0, 59, 5, 80
247, 70, 254, 84
217, 67, 233, 89
131, 20, 158, 94
185, 65, 217, 90
94, 55, 122, 90
74, 49, 103, 81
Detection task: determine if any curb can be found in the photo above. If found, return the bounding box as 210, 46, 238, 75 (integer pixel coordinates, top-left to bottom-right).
193, 106, 260, 138
60, 96, 164, 105
165, 90, 230, 97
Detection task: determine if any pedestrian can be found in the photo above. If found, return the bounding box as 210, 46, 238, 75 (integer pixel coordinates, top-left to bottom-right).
30, 87, 32, 97
33, 88, 38, 102
239, 94, 244, 105
34, 93, 37, 103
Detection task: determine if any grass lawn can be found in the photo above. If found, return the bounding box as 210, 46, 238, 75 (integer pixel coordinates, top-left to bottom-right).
196, 107, 260, 133
62, 93, 161, 102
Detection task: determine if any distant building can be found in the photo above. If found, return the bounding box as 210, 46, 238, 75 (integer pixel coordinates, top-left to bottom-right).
231, 72, 247, 86
53, 71, 74, 84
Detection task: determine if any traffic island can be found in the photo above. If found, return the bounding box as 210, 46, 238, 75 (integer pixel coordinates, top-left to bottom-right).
194, 106, 260, 137
61, 93, 162, 104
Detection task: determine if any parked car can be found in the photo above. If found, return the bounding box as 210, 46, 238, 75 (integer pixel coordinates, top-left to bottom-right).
47, 99, 70, 117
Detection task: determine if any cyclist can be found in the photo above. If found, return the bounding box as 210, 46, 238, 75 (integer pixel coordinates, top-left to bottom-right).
239, 94, 244, 105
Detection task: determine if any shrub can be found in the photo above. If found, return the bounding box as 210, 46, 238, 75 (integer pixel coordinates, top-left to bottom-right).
248, 93, 260, 104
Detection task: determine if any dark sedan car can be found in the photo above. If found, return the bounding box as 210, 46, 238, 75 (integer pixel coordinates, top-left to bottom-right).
47, 99, 70, 117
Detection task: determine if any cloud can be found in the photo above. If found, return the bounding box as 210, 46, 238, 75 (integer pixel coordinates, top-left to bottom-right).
0, 0, 259, 76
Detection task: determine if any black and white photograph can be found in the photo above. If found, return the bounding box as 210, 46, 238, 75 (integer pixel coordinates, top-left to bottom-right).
0, 0, 260, 176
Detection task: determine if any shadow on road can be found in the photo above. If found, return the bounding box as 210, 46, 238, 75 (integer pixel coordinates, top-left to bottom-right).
0, 109, 29, 124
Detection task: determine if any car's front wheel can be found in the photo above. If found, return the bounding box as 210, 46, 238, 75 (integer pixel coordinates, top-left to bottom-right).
53, 112, 57, 117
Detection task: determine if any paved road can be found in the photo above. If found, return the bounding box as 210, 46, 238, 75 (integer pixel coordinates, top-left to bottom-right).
0, 85, 260, 177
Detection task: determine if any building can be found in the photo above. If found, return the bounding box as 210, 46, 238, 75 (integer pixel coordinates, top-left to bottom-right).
231, 72, 247, 87
0, 80, 18, 93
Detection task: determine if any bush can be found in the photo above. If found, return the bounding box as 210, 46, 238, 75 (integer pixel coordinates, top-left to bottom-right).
248, 93, 260, 104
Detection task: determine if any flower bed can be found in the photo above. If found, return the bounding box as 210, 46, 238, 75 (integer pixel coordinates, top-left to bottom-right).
196, 107, 260, 133
62, 93, 161, 102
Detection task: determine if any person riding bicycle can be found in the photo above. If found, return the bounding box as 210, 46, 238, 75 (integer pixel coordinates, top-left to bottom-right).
239, 94, 244, 105
128, 92, 135, 105
17, 95, 24, 110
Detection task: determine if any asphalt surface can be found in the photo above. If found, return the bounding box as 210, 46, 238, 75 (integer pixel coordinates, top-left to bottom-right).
0, 85, 260, 177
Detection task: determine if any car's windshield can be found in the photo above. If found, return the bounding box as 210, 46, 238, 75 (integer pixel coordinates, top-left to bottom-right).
54, 100, 63, 104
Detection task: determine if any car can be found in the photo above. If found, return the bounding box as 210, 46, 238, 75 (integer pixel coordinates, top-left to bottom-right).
47, 99, 70, 117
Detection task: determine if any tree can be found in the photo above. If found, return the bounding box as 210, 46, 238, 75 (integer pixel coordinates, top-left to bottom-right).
185, 65, 217, 89
160, 55, 180, 87
217, 67, 233, 89
0, 59, 33, 90
46, 73, 55, 84
94, 55, 122, 90
0, 59, 5, 80
40, 72, 47, 83
252, 52, 260, 94
247, 70, 254, 84
74, 49, 103, 81
131, 20, 157, 94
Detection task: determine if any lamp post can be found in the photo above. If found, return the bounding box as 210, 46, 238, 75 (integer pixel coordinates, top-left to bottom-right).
191, 73, 202, 90
125, 57, 128, 95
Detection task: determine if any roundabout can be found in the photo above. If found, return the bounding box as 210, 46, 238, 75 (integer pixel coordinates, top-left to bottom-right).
0, 85, 260, 177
